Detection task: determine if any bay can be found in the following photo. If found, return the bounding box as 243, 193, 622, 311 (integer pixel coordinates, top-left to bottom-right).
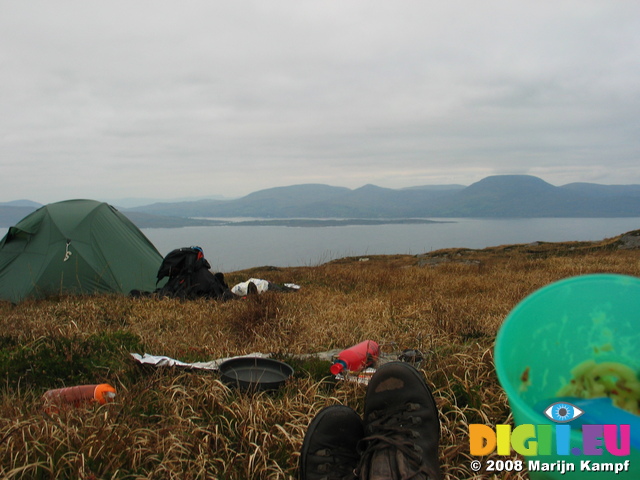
142, 217, 640, 273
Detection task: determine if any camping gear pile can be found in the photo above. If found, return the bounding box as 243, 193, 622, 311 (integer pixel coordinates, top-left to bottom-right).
153, 246, 234, 300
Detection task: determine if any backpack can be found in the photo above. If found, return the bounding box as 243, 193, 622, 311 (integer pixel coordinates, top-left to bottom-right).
155, 246, 233, 300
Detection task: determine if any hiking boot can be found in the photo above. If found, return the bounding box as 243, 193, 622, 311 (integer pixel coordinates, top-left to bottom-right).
300, 405, 364, 480
357, 362, 443, 480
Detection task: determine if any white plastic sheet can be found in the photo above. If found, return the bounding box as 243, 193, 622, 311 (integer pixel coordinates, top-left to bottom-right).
130, 352, 271, 371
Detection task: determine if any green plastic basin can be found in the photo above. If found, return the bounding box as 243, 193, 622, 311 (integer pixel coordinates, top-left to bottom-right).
495, 274, 640, 479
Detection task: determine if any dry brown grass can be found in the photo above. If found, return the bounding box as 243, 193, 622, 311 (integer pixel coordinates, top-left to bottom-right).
0, 234, 639, 479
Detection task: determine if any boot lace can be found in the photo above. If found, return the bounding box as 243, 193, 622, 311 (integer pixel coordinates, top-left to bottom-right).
357, 403, 433, 480
313, 447, 359, 480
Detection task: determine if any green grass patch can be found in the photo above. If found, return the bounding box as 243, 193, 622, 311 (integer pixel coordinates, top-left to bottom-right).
0, 330, 143, 391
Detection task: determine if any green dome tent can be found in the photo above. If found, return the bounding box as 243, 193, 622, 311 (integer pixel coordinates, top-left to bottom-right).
0, 199, 163, 303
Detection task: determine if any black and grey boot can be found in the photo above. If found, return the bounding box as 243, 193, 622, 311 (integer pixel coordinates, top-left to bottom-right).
300, 405, 364, 480
357, 362, 443, 480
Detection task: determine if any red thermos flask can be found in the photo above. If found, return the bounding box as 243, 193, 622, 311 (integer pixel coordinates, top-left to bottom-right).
330, 340, 380, 375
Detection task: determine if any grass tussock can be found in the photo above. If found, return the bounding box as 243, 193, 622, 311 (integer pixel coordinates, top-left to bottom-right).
0, 234, 639, 479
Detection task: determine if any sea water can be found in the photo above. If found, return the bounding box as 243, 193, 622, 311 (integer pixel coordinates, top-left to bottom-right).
142, 217, 640, 272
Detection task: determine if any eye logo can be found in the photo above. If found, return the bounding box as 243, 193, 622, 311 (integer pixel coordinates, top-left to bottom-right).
544, 402, 584, 423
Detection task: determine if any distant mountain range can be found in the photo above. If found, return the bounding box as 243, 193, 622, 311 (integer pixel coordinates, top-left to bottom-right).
2, 175, 640, 229
125, 175, 640, 219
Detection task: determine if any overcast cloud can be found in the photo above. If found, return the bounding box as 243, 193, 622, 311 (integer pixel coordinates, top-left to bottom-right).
1, 1, 639, 204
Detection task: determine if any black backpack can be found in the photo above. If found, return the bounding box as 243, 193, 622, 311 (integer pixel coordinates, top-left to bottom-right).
155, 246, 233, 300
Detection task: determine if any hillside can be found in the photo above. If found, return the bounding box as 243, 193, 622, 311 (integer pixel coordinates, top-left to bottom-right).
127, 175, 640, 218
433, 175, 603, 217
1, 232, 639, 478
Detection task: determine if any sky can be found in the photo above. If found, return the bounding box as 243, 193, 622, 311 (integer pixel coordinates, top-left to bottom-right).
1, 1, 639, 204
